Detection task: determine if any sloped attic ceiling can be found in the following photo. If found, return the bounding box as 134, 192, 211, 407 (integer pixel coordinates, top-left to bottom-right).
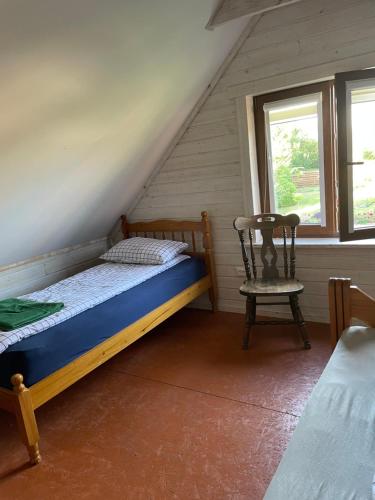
0, 0, 247, 266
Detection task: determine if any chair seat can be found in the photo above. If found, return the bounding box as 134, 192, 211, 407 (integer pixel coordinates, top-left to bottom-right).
240, 278, 304, 296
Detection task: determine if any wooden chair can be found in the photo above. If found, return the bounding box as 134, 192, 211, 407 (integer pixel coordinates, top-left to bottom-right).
233, 213, 311, 350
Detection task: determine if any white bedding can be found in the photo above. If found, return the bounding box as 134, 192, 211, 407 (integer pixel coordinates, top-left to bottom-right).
0, 254, 189, 354
264, 326, 375, 500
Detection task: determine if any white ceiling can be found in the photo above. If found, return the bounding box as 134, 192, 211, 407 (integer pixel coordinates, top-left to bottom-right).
0, 0, 247, 266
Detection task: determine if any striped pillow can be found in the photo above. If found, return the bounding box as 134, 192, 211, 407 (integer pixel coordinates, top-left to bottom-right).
100, 237, 189, 265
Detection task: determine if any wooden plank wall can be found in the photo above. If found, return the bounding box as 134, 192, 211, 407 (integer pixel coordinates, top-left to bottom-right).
131, 0, 375, 322
208, 0, 301, 27
0, 238, 108, 299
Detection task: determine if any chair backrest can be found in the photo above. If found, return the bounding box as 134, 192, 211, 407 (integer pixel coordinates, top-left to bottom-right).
233, 213, 300, 280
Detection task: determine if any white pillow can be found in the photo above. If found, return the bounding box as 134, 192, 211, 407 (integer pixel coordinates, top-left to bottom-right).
100, 237, 189, 265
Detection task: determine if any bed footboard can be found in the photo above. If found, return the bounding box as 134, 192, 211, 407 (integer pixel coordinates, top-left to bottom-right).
329, 277, 375, 348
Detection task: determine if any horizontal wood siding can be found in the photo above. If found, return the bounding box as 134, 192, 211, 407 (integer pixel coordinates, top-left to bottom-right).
214, 245, 375, 322
131, 0, 375, 323
0, 238, 108, 299
208, 0, 301, 27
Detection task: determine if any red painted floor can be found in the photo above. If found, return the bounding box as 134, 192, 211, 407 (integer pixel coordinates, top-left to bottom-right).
0, 310, 331, 500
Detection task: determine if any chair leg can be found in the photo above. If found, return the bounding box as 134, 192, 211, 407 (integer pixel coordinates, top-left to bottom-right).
289, 295, 311, 350
243, 296, 256, 350
208, 286, 217, 313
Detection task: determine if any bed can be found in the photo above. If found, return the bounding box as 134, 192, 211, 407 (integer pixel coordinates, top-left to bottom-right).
328, 277, 375, 348
0, 211, 217, 465
264, 278, 375, 499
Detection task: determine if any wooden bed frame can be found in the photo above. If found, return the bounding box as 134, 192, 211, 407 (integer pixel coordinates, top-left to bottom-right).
0, 211, 217, 465
329, 277, 375, 348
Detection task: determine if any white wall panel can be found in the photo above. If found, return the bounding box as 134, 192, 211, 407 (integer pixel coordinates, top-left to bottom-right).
131, 0, 375, 323
0, 238, 108, 299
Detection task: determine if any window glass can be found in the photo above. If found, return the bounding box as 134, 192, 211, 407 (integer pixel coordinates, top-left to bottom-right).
348, 83, 375, 229
264, 94, 325, 225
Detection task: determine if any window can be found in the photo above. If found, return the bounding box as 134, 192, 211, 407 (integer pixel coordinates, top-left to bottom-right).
253, 82, 336, 237
336, 68, 375, 241
253, 71, 375, 241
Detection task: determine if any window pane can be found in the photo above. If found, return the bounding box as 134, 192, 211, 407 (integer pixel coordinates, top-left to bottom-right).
264, 95, 324, 225
350, 84, 375, 229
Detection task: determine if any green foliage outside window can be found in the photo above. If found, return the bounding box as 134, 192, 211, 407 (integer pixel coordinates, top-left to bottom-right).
363, 149, 375, 160
273, 128, 318, 209
275, 164, 298, 208
288, 129, 319, 171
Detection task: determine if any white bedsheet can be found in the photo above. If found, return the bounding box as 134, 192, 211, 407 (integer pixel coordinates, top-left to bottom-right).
0, 255, 189, 354
264, 326, 375, 500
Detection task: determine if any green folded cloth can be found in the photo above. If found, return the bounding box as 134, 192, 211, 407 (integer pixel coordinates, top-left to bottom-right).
0, 298, 64, 331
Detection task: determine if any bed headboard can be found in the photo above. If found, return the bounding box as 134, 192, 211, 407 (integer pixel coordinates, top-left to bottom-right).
121, 211, 211, 258
120, 211, 217, 308
329, 277, 375, 348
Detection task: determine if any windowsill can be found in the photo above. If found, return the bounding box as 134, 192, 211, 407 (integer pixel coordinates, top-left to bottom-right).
251, 237, 375, 249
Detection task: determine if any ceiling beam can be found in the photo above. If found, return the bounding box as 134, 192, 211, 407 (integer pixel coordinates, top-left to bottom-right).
206, 0, 303, 28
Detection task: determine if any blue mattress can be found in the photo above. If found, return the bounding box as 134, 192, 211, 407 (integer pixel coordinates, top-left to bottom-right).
0, 257, 207, 388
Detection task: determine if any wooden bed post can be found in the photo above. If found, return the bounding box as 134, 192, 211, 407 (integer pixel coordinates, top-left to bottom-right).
11, 374, 41, 465
201, 211, 218, 312
121, 215, 129, 239
328, 278, 352, 349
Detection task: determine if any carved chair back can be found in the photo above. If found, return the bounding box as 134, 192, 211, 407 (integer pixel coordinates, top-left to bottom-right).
233, 213, 300, 281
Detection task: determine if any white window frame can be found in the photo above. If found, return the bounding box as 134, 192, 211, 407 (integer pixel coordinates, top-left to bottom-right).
263, 92, 327, 227
345, 78, 375, 233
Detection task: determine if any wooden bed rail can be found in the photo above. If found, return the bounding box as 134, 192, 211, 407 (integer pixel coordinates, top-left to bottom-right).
329, 277, 375, 348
